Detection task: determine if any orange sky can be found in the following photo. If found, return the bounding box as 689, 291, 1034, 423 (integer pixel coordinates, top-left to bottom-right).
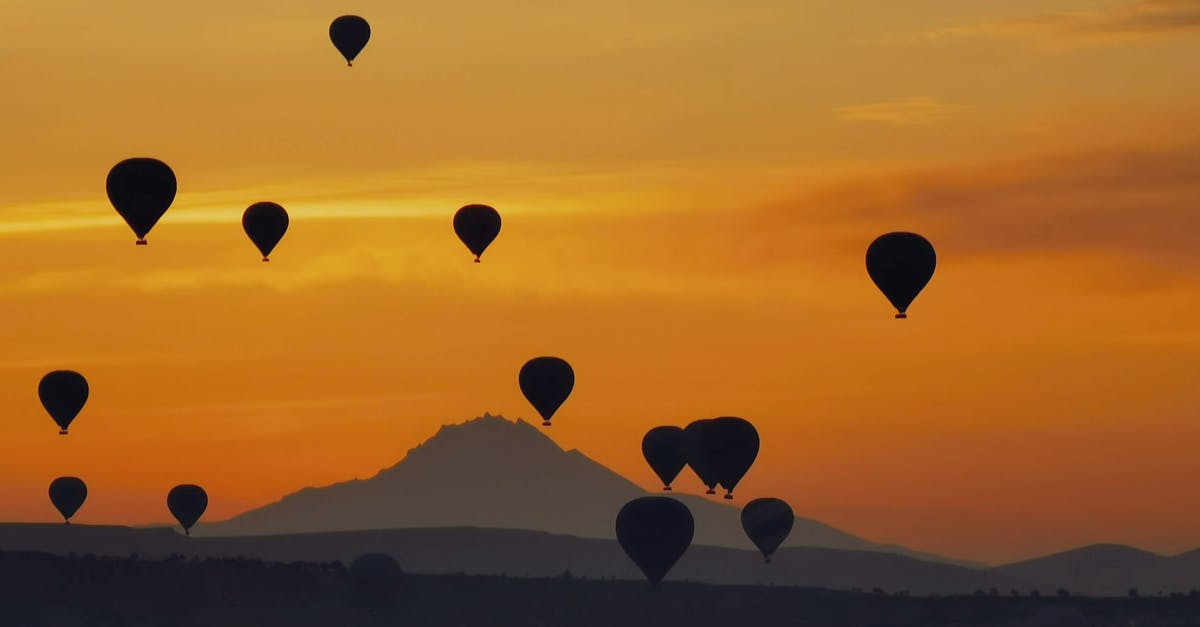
1, 0, 1199, 564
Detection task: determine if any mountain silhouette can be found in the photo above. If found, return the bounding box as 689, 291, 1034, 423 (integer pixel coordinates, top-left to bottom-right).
204, 414, 954, 563
996, 544, 1200, 596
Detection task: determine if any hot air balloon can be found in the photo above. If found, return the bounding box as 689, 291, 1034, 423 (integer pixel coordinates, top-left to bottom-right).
519, 357, 574, 426
48, 477, 87, 524
642, 426, 686, 491
681, 419, 720, 494
866, 232, 936, 319
699, 416, 759, 499
106, 158, 176, 245
615, 497, 693, 587
453, 204, 501, 262
330, 15, 371, 66
242, 202, 289, 261
741, 498, 794, 563
167, 484, 208, 535
38, 370, 89, 435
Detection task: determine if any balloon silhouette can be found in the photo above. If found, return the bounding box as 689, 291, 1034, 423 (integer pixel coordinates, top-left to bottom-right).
699, 416, 759, 499
681, 419, 720, 494
330, 15, 371, 66
106, 158, 176, 245
453, 204, 501, 262
242, 202, 289, 261
38, 370, 89, 435
167, 484, 208, 535
519, 357, 574, 426
641, 426, 686, 491
615, 497, 694, 587
866, 232, 936, 319
48, 477, 87, 524
741, 498, 794, 563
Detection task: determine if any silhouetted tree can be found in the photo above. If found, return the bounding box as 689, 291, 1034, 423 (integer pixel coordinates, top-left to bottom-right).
1056, 588, 1070, 597
1129, 588, 1140, 598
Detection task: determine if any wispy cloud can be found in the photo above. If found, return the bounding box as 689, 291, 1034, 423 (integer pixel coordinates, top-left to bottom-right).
891, 0, 1200, 45
833, 97, 965, 127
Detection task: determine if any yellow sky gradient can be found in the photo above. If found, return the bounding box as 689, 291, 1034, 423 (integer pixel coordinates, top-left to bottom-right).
1, 0, 1199, 563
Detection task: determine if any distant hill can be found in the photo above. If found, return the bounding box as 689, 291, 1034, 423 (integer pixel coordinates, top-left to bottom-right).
205, 414, 959, 565
0, 523, 1018, 595
997, 544, 1200, 597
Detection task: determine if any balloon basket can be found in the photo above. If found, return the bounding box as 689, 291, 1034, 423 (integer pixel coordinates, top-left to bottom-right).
705, 489, 716, 495
474, 258, 481, 263
135, 239, 147, 246
262, 257, 270, 262
58, 429, 68, 435
542, 420, 552, 427
764, 557, 772, 564
723, 494, 733, 500
662, 486, 672, 491
895, 312, 907, 319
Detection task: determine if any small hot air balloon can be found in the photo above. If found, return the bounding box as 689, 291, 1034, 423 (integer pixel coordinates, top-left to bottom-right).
615, 497, 694, 587
330, 15, 371, 66
866, 232, 936, 319
167, 484, 208, 535
453, 204, 501, 262
106, 158, 177, 245
242, 202, 289, 261
519, 357, 574, 426
38, 371, 89, 435
699, 416, 759, 500
741, 498, 794, 563
642, 426, 686, 491
48, 477, 87, 524
681, 419, 720, 494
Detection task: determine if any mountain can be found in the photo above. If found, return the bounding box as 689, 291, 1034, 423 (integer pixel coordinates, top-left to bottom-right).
205, 414, 957, 564
996, 544, 1200, 596
0, 523, 1021, 595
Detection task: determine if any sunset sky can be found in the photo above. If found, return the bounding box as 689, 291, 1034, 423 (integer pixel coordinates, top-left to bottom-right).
1, 0, 1198, 564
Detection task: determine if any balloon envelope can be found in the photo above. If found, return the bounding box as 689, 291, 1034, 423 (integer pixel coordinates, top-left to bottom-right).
741, 498, 794, 562
453, 204, 502, 262
38, 370, 89, 435
242, 202, 289, 261
681, 419, 720, 494
49, 477, 87, 523
106, 158, 176, 244
699, 417, 759, 499
615, 497, 694, 586
330, 15, 371, 66
167, 484, 208, 535
641, 426, 687, 490
519, 357, 574, 426
866, 232, 936, 319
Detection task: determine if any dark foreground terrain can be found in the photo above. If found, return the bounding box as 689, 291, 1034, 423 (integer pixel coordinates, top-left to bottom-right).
2, 551, 1200, 626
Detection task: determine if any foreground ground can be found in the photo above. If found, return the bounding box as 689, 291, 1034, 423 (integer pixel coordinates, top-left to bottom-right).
1, 551, 1199, 626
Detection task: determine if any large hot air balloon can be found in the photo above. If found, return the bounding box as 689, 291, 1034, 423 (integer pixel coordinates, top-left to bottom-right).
641, 426, 686, 491
519, 357, 574, 426
48, 477, 87, 524
106, 158, 177, 245
615, 497, 693, 587
167, 484, 208, 535
866, 232, 936, 319
453, 204, 501, 262
698, 416, 759, 499
681, 419, 720, 494
242, 202, 289, 261
741, 498, 794, 563
330, 15, 371, 66
38, 371, 89, 435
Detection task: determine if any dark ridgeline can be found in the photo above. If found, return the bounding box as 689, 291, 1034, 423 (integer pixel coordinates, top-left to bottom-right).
641, 426, 687, 491
865, 232, 937, 319
105, 158, 176, 245
741, 498, 794, 563
329, 15, 371, 66
48, 477, 88, 524
615, 497, 694, 586
453, 204, 502, 262
242, 202, 289, 261
681, 419, 721, 494
518, 357, 575, 427
37, 370, 88, 435
167, 485, 208, 536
